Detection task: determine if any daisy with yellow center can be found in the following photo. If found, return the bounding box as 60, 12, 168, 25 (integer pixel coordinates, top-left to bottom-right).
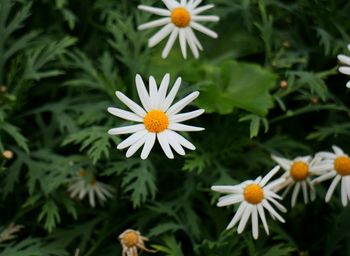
119, 229, 155, 256
138, 0, 219, 59
271, 155, 322, 207
211, 166, 287, 239
68, 169, 114, 208
337, 44, 350, 88
313, 145, 350, 206
108, 74, 204, 159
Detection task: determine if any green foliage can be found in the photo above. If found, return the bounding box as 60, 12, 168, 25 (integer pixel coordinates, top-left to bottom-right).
1, 0, 350, 255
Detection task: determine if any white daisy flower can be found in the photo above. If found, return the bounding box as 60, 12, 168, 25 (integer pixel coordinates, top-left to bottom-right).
211, 166, 287, 239
337, 44, 350, 88
138, 0, 219, 59
271, 155, 323, 207
312, 145, 350, 206
68, 170, 114, 208
107, 73, 204, 160
119, 229, 155, 256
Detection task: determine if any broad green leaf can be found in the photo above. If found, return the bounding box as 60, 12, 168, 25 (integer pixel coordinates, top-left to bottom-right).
191, 60, 277, 116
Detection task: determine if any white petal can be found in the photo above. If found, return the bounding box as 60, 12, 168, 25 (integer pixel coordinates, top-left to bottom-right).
156, 74, 170, 109
108, 124, 145, 135
338, 54, 350, 66
191, 4, 214, 15
180, 0, 187, 5
262, 200, 285, 223
339, 66, 350, 75
325, 175, 341, 202
169, 109, 204, 123
237, 205, 252, 234
185, 27, 199, 58
148, 23, 174, 48
310, 163, 333, 174
162, 27, 179, 58
301, 181, 308, 204
138, 17, 171, 30
346, 176, 350, 201
157, 131, 174, 159
291, 182, 300, 207
107, 107, 143, 122
341, 177, 348, 206
257, 204, 269, 235
211, 185, 243, 194
348, 44, 350, 52
332, 145, 345, 156
226, 202, 247, 229
312, 171, 336, 184
125, 133, 148, 158
168, 130, 196, 150
162, 0, 180, 10
271, 155, 292, 171
169, 123, 204, 132
179, 29, 187, 59
138, 5, 171, 16
267, 197, 287, 213
217, 194, 243, 207
346, 81, 350, 88
259, 165, 280, 187
188, 0, 202, 10
136, 74, 152, 111
161, 77, 182, 111
166, 91, 200, 115
252, 207, 259, 240
149, 76, 158, 106
117, 130, 148, 150
88, 189, 95, 208
141, 133, 156, 160
264, 177, 287, 191
187, 27, 203, 51
315, 152, 336, 159
192, 15, 219, 22
164, 130, 186, 155
190, 21, 218, 38
115, 91, 147, 117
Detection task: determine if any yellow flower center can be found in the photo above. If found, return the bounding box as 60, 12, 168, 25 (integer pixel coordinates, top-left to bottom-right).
334, 156, 350, 176
243, 184, 264, 205
290, 161, 309, 181
171, 7, 191, 28
122, 230, 139, 247
144, 110, 169, 133
79, 169, 86, 177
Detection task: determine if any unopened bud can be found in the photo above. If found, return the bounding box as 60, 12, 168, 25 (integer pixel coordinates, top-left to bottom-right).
2, 150, 14, 160
310, 96, 319, 105
0, 85, 6, 93
282, 40, 290, 48
280, 80, 288, 89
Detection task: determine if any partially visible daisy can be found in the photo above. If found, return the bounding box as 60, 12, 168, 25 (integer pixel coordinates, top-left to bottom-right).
313, 145, 350, 206
0, 223, 23, 243
271, 155, 323, 207
138, 0, 219, 59
68, 169, 114, 208
211, 166, 286, 239
119, 229, 155, 256
108, 73, 204, 160
337, 44, 350, 88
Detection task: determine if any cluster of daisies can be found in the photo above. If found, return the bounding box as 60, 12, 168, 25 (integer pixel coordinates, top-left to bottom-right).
212, 145, 350, 239
65, 0, 350, 254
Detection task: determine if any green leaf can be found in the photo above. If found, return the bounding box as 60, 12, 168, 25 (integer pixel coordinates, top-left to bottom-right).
37, 200, 61, 233
0, 123, 29, 152
120, 160, 157, 208
192, 60, 277, 116
62, 126, 119, 164
151, 235, 184, 256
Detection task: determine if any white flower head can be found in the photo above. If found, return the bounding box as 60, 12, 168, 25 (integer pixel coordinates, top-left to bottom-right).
211, 166, 287, 240
108, 74, 204, 160
313, 145, 350, 206
138, 0, 219, 59
271, 155, 322, 207
68, 170, 114, 208
119, 229, 155, 256
337, 44, 350, 88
